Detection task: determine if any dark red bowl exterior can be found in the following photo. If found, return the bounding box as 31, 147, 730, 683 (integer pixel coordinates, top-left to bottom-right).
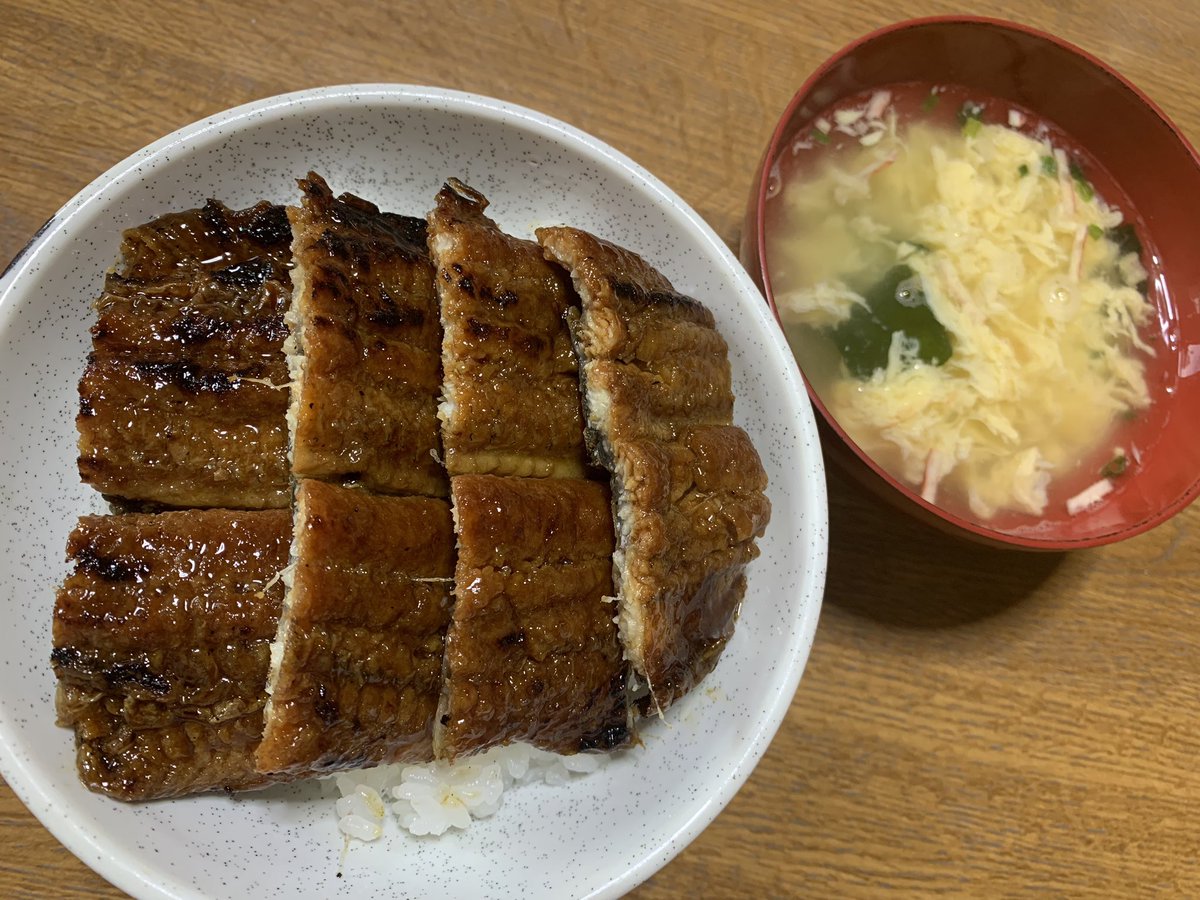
743, 16, 1200, 550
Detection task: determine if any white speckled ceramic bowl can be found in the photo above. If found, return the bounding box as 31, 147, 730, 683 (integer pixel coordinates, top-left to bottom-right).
0, 85, 826, 899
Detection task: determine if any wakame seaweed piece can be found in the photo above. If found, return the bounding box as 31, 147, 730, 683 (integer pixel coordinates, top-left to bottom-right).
828, 307, 895, 379
829, 265, 952, 378
1108, 223, 1143, 260
1106, 223, 1149, 293
1101, 453, 1128, 478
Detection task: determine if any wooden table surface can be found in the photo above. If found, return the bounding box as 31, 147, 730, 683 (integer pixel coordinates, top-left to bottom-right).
3, 0, 1199, 896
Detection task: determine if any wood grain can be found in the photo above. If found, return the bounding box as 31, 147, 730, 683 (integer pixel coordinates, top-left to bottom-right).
3, 0, 1199, 896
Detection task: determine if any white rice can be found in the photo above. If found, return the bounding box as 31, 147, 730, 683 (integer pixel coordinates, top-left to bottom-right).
333, 743, 608, 841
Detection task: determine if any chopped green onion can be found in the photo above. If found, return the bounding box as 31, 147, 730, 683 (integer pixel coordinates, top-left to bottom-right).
1018, 163, 1030, 177
1101, 454, 1128, 478
813, 128, 830, 144
1087, 223, 1104, 240
963, 117, 982, 138
1070, 163, 1095, 201
921, 91, 939, 112
1040, 155, 1057, 176
956, 100, 984, 127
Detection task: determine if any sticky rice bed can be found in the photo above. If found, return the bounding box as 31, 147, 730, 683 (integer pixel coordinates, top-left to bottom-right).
333, 742, 609, 840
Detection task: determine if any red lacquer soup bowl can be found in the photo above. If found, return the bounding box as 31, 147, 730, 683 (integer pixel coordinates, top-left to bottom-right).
742, 16, 1200, 550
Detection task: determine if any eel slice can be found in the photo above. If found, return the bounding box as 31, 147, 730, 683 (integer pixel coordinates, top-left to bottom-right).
115, 198, 293, 280
435, 474, 628, 759
428, 180, 587, 478
77, 200, 293, 509
257, 479, 454, 776
286, 173, 446, 497
537, 226, 772, 713
52, 508, 292, 800
78, 356, 289, 510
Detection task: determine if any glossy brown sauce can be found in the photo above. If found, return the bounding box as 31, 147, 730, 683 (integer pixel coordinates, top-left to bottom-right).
78, 199, 293, 509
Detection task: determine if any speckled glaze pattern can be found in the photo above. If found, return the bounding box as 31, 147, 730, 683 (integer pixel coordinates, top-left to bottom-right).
0, 85, 828, 900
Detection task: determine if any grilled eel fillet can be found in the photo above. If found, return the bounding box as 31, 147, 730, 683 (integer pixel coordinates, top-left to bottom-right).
77, 200, 293, 509
52, 509, 294, 800
435, 475, 628, 760
286, 173, 446, 497
538, 227, 772, 713
259, 175, 454, 777
427, 180, 587, 478
257, 479, 454, 775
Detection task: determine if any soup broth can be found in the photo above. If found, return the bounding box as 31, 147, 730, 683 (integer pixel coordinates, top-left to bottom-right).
766, 82, 1163, 524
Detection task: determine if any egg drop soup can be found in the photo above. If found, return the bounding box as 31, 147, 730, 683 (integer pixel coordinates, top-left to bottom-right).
765, 83, 1162, 524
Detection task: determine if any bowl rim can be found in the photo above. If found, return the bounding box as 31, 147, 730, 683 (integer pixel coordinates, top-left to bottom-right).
752, 14, 1200, 550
